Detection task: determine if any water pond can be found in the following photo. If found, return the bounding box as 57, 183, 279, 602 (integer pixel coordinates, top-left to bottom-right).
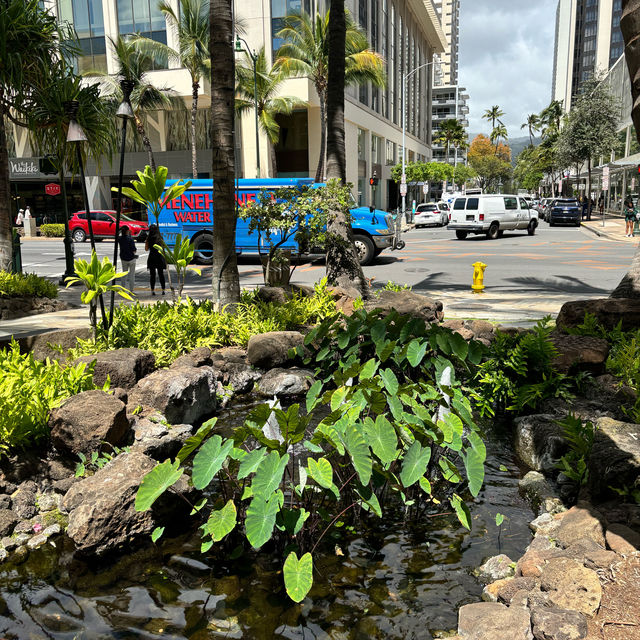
0, 415, 534, 640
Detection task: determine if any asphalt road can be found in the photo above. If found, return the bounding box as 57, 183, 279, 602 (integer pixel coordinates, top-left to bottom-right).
20, 223, 636, 301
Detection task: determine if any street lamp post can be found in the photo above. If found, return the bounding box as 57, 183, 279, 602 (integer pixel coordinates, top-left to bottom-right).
401, 55, 439, 223
235, 36, 261, 179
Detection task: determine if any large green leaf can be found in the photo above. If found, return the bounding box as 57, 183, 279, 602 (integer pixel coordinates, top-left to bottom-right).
406, 339, 428, 367
464, 447, 485, 498
251, 451, 290, 499
307, 457, 333, 489
344, 423, 372, 486
177, 418, 218, 463
449, 331, 469, 361
192, 435, 234, 490
238, 448, 267, 480
204, 499, 237, 542
280, 507, 310, 535
364, 416, 398, 465
468, 340, 484, 365
360, 358, 379, 380
450, 493, 472, 530
283, 552, 313, 603
399, 441, 431, 488
245, 493, 280, 548
306, 380, 323, 412
439, 457, 463, 483
380, 368, 399, 396
135, 459, 183, 512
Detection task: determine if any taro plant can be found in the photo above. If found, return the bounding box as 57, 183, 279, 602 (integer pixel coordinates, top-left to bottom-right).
135, 309, 488, 603
154, 233, 199, 299
65, 251, 133, 337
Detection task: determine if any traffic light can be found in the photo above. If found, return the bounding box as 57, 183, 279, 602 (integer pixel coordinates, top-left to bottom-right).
369, 174, 379, 187
637, 163, 640, 174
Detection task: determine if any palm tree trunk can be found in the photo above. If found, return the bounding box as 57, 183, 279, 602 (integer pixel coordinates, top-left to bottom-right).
587, 155, 592, 220
612, 1, 640, 297
325, 0, 367, 297
210, 0, 240, 305
134, 114, 156, 172
315, 89, 327, 182
0, 106, 12, 272
191, 80, 199, 178
270, 141, 278, 177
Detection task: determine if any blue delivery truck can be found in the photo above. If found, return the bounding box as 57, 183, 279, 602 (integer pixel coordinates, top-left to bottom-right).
152, 178, 403, 266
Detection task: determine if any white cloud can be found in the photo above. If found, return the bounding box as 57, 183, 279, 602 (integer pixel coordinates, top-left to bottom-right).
459, 0, 557, 139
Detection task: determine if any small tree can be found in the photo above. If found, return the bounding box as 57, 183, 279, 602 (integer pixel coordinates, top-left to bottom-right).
154, 234, 200, 299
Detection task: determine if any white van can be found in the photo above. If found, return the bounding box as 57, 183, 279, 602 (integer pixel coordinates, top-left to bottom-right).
448, 194, 539, 240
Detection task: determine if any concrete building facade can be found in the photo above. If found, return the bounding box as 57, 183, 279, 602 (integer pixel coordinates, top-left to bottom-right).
552, 0, 622, 111
7, 0, 446, 220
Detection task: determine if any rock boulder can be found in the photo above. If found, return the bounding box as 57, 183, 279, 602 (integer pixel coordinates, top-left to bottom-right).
530, 607, 588, 640
363, 290, 444, 323
48, 390, 130, 458
128, 366, 217, 425
556, 298, 640, 332
457, 602, 533, 640
247, 331, 304, 369
256, 368, 315, 397
514, 415, 569, 473
539, 558, 601, 617
549, 333, 609, 374
74, 348, 156, 389
555, 504, 606, 549
476, 554, 515, 582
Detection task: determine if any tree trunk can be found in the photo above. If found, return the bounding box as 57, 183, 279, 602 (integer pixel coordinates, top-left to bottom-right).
135, 114, 156, 172
0, 108, 12, 271
270, 141, 278, 177
191, 80, 199, 178
587, 155, 592, 220
315, 89, 327, 182
612, 0, 640, 297
325, 0, 367, 297
210, 0, 240, 306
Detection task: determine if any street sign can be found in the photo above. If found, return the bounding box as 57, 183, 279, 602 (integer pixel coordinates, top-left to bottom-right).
45, 183, 60, 196
399, 182, 407, 197
602, 166, 610, 191
422, 183, 428, 195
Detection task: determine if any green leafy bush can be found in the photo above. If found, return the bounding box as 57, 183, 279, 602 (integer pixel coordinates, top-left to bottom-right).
0, 341, 104, 454
71, 279, 338, 367
0, 271, 58, 299
135, 309, 487, 602
40, 224, 65, 237
473, 318, 583, 416
555, 414, 596, 487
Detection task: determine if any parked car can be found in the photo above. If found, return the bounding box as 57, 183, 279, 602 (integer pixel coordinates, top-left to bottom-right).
448, 194, 538, 239
539, 198, 555, 221
414, 202, 448, 227
548, 199, 581, 227
69, 210, 149, 243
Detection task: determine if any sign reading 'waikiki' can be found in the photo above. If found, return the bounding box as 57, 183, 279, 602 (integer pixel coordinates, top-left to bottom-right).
9, 159, 41, 178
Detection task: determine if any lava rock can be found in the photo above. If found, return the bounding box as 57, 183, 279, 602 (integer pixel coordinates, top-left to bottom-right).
74, 348, 156, 389
529, 513, 561, 538
170, 347, 213, 369
556, 298, 640, 332
11, 489, 36, 519
550, 333, 609, 374
457, 602, 533, 640
363, 290, 445, 323
49, 390, 130, 458
555, 504, 606, 549
514, 415, 569, 473
476, 554, 515, 582
605, 523, 640, 554
539, 558, 602, 617
530, 607, 588, 640
247, 331, 305, 369
128, 366, 218, 425
132, 417, 194, 460
519, 472, 564, 515
0, 510, 18, 536
256, 368, 315, 397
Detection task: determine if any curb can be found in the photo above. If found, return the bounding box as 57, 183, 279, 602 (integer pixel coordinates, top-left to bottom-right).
580, 222, 628, 243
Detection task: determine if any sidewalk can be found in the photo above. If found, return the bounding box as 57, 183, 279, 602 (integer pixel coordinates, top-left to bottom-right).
581, 216, 640, 243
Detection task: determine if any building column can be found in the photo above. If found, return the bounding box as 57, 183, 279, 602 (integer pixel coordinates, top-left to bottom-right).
85, 176, 112, 210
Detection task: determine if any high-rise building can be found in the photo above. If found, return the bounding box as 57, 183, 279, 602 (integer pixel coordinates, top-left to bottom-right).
552, 0, 622, 111
431, 0, 468, 169
7, 0, 447, 215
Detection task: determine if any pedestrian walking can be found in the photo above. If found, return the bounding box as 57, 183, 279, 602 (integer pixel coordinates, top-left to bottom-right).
145, 224, 166, 296
15, 209, 24, 226
624, 195, 635, 237
118, 226, 138, 293
598, 194, 605, 216
24, 205, 32, 221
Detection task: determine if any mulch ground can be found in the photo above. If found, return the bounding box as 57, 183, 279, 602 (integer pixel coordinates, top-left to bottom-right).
588, 554, 640, 640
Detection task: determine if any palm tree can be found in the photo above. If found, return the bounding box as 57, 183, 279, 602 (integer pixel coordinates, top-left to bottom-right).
210, 0, 240, 305
128, 0, 209, 178
0, 0, 75, 271
483, 105, 504, 130
521, 113, 541, 146
540, 100, 564, 140
276, 10, 385, 181
435, 118, 466, 161
87, 36, 176, 172
235, 47, 304, 176
490, 124, 508, 152
324, 0, 367, 296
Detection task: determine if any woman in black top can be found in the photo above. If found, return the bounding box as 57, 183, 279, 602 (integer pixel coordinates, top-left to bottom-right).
145, 224, 166, 295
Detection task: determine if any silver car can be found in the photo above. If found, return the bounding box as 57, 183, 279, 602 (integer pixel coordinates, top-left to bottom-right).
414, 202, 448, 227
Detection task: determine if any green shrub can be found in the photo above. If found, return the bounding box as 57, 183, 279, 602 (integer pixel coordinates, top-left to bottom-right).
136, 309, 487, 602
71, 279, 338, 367
40, 224, 65, 237
0, 271, 58, 299
0, 341, 104, 454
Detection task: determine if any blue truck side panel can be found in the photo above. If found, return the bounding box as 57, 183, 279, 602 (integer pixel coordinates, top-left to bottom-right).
151, 178, 395, 258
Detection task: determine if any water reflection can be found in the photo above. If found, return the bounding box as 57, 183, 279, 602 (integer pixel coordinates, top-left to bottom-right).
0, 433, 533, 640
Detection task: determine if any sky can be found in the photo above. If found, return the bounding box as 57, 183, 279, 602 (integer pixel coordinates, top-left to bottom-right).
459, 0, 557, 139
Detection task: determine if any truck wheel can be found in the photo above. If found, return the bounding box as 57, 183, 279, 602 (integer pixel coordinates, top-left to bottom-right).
455, 230, 467, 240
354, 234, 375, 266
373, 247, 383, 257
487, 223, 499, 239
528, 220, 537, 235
497, 230, 504, 238
72, 228, 86, 243
193, 233, 214, 265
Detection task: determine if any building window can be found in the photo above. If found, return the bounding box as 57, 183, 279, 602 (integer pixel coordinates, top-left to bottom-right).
116, 0, 166, 43
371, 0, 379, 51
386, 139, 395, 165
359, 0, 368, 32
372, 134, 383, 164
358, 128, 367, 161
271, 0, 302, 58
58, 0, 107, 73
390, 3, 396, 124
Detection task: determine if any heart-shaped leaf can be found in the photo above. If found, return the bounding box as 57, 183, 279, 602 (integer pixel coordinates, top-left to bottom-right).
245, 493, 280, 548
135, 459, 183, 512
307, 457, 333, 488
204, 499, 237, 542
192, 435, 234, 490
400, 441, 431, 488
283, 551, 313, 603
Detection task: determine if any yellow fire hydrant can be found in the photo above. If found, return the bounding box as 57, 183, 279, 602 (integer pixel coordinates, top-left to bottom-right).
472, 261, 487, 293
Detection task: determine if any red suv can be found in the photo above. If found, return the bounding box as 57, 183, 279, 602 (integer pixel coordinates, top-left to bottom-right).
69, 210, 148, 243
